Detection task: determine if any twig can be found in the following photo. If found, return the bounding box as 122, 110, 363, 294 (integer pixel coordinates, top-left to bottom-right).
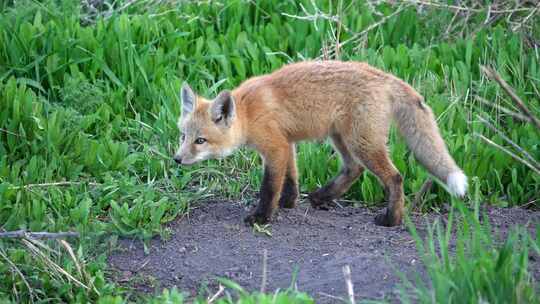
318, 292, 345, 301
58, 240, 83, 278
475, 133, 540, 175
334, 0, 344, 59
308, 3, 408, 59
475, 96, 531, 123
481, 66, 540, 130
22, 239, 90, 290
342, 265, 355, 304
519, 198, 539, 209
529, 76, 540, 100
471, 11, 503, 39
134, 258, 151, 273
57, 239, 100, 296
260, 249, 268, 293
281, 0, 344, 32
512, 3, 540, 31
9, 181, 100, 190
0, 230, 79, 239
477, 115, 540, 171
0, 248, 34, 303
207, 284, 224, 304
25, 237, 61, 256
443, 9, 461, 38
412, 179, 433, 211
85, 0, 139, 21
406, 0, 532, 14
0, 128, 20, 137
347, 5, 409, 53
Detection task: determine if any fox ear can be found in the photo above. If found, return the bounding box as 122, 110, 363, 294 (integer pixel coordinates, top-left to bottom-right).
211, 90, 236, 127
181, 82, 196, 116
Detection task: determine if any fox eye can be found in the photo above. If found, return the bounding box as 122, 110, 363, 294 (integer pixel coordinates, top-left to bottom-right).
180, 134, 186, 141
194, 137, 206, 145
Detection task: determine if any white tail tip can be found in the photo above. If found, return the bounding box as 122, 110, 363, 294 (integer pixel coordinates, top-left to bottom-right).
447, 171, 468, 197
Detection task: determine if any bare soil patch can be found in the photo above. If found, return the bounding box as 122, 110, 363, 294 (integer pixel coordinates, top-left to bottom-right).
108, 201, 539, 303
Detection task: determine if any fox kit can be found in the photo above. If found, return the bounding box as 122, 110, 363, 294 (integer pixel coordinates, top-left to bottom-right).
174, 61, 467, 227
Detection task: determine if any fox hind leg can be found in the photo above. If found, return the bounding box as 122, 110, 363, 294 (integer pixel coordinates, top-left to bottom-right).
348, 145, 404, 227
309, 133, 365, 209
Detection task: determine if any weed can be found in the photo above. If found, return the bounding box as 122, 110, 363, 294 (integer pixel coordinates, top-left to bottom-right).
400, 202, 539, 303
253, 223, 273, 237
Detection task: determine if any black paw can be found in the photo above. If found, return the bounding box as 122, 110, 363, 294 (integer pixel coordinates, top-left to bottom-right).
279, 198, 297, 209
374, 209, 402, 227
244, 212, 271, 226
308, 194, 335, 210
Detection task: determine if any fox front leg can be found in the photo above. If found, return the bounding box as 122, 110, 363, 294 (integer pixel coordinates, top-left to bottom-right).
279, 144, 299, 209
244, 143, 289, 226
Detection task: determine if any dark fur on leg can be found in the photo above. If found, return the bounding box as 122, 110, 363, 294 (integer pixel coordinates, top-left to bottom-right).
374, 174, 404, 227
245, 166, 275, 225
308, 165, 363, 210
279, 174, 298, 209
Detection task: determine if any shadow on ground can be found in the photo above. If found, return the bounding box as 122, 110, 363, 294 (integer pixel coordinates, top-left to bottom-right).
108, 201, 539, 303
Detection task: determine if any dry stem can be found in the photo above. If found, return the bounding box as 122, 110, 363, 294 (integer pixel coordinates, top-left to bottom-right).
481, 66, 540, 130
260, 249, 268, 293
207, 284, 225, 303
342, 265, 356, 304
477, 115, 540, 171
0, 230, 80, 239
412, 179, 434, 211
22, 238, 90, 290
475, 96, 531, 123
475, 133, 540, 175
9, 181, 100, 190
0, 248, 34, 303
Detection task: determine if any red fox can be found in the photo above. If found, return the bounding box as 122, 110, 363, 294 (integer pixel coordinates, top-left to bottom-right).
174, 61, 467, 227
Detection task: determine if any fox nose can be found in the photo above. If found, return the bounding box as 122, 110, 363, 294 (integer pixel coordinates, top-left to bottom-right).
173, 155, 182, 164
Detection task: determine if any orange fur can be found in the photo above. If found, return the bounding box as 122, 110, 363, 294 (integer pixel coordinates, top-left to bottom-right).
175, 60, 467, 227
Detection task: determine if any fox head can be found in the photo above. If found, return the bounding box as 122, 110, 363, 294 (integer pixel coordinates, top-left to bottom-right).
173, 83, 242, 165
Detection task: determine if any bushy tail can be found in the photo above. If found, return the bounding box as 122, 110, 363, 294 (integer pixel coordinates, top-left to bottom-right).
392, 88, 467, 197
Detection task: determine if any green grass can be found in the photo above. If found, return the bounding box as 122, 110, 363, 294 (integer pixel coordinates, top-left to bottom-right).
0, 0, 538, 302
401, 201, 539, 304
97, 285, 314, 304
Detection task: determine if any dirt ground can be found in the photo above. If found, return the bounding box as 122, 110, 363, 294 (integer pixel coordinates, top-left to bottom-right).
108, 200, 539, 303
